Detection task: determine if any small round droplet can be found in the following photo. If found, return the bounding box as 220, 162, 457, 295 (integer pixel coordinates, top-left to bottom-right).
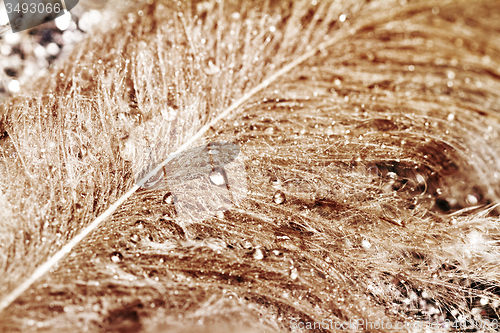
273, 190, 286, 204
466, 194, 478, 205
162, 192, 176, 205
134, 220, 146, 229
387, 172, 397, 180
361, 240, 372, 249
130, 233, 141, 243
270, 174, 281, 187
74, 203, 83, 213
253, 248, 264, 260
215, 209, 226, 219
209, 167, 227, 186
110, 251, 123, 263
435, 198, 451, 212
265, 127, 274, 134
290, 268, 298, 280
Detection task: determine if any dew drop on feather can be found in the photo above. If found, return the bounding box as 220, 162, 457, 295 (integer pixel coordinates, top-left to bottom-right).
209, 168, 227, 186
253, 248, 264, 260
269, 174, 281, 186
387, 172, 397, 179
134, 220, 146, 229
110, 251, 123, 263
130, 233, 141, 243
466, 194, 478, 205
273, 190, 286, 204
162, 192, 176, 205
215, 208, 226, 219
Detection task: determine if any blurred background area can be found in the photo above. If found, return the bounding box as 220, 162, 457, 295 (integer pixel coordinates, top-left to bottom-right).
0, 0, 109, 102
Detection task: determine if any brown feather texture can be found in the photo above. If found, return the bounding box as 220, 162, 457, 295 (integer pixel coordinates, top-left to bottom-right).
1, 0, 500, 332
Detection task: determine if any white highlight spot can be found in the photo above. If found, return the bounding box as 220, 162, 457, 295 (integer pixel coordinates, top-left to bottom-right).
46, 43, 60, 56
55, 11, 72, 31
78, 10, 102, 32
253, 248, 264, 260
8, 80, 20, 93
209, 169, 226, 186
466, 194, 478, 205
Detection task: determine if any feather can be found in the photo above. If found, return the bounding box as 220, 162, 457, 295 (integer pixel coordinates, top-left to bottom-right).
1, 0, 500, 332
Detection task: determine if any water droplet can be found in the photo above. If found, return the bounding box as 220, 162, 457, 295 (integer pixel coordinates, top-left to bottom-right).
209, 167, 227, 186
253, 248, 264, 260
134, 220, 146, 229
75, 203, 83, 212
435, 198, 451, 212
162, 192, 176, 205
110, 251, 123, 263
215, 209, 226, 219
273, 190, 286, 204
270, 174, 281, 187
205, 59, 220, 75
130, 233, 141, 243
361, 240, 372, 249
387, 172, 397, 180
466, 194, 478, 205
290, 267, 298, 280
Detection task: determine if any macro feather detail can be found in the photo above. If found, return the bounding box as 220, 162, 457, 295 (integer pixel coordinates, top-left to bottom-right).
0, 0, 500, 332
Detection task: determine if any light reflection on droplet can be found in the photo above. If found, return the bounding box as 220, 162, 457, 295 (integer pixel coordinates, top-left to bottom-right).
110, 251, 123, 263
273, 190, 286, 204
466, 194, 478, 205
209, 168, 227, 186
134, 220, 146, 229
163, 192, 176, 205
253, 248, 264, 260
130, 234, 141, 243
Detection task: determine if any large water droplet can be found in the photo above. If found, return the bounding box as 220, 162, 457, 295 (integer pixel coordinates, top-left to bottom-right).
209, 167, 227, 186
273, 190, 286, 204
253, 248, 264, 260
466, 194, 478, 205
162, 192, 177, 205
110, 251, 123, 263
